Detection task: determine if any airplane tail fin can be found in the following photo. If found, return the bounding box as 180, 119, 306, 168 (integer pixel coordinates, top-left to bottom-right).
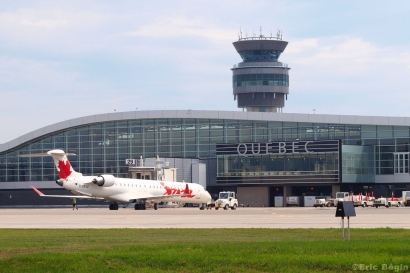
20, 149, 82, 179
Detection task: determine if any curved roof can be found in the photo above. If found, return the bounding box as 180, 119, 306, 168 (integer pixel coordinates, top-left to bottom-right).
1, 110, 410, 153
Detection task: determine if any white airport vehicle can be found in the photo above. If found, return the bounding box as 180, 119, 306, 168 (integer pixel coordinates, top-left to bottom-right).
24, 150, 212, 210
352, 193, 374, 207
285, 196, 300, 207
336, 191, 350, 202
330, 192, 350, 206
387, 193, 402, 207
354, 199, 374, 207
373, 197, 388, 208
214, 191, 238, 210
333, 192, 374, 207
373, 194, 402, 208
313, 198, 331, 207
402, 191, 410, 206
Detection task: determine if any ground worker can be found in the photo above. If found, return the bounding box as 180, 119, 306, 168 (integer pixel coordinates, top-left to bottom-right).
72, 197, 77, 210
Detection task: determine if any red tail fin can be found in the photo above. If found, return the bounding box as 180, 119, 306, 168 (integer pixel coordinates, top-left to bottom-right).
47, 150, 82, 179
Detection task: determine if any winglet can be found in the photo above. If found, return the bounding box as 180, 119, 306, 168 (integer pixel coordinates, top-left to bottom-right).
31, 186, 45, 196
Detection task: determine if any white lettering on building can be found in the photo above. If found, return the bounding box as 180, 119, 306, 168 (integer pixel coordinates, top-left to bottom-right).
304, 141, 313, 153
251, 143, 260, 154
278, 142, 286, 154
292, 142, 299, 154
237, 143, 248, 156
236, 141, 316, 156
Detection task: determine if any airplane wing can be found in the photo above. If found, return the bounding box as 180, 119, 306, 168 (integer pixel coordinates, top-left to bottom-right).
31, 186, 104, 199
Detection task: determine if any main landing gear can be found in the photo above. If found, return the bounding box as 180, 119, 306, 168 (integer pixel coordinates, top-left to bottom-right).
134, 203, 146, 210
109, 203, 119, 210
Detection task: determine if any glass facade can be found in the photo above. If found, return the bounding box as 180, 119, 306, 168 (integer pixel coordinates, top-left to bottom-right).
1, 116, 410, 184
342, 145, 375, 183
239, 50, 282, 61
233, 74, 289, 87
217, 151, 339, 184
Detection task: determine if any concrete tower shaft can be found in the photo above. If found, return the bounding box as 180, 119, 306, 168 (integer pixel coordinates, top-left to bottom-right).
232, 32, 290, 113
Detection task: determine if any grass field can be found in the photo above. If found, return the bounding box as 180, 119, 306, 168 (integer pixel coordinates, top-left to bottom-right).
1, 228, 409, 272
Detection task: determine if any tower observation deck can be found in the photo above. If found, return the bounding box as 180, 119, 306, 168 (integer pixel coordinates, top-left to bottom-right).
232, 30, 290, 112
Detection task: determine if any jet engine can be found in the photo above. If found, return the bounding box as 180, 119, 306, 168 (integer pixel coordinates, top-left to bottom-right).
92, 174, 116, 187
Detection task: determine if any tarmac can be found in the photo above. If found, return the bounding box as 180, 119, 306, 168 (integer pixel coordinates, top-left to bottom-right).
0, 206, 409, 229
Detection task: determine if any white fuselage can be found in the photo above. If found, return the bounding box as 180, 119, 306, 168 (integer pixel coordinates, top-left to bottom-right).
62, 176, 212, 204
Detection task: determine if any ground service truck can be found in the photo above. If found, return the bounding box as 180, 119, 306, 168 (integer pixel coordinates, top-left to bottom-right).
402, 191, 410, 206
214, 191, 238, 210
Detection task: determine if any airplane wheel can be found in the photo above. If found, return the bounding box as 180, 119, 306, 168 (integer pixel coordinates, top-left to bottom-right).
134, 204, 139, 210
154, 203, 158, 210
109, 204, 113, 210
115, 204, 119, 210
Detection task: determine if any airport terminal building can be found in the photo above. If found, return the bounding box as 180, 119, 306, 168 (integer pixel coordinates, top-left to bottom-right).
1, 34, 410, 206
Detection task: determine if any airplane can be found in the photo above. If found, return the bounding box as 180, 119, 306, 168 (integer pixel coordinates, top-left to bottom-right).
22, 149, 212, 210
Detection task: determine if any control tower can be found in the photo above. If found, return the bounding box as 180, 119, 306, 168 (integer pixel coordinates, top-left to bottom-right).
232, 29, 290, 112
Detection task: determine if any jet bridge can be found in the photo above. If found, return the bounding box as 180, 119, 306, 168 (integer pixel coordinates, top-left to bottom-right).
127, 156, 177, 182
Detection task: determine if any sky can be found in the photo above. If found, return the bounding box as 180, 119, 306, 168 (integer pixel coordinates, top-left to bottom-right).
1, 0, 410, 143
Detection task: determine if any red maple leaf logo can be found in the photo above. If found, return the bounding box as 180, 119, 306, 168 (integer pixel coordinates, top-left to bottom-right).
57, 160, 72, 179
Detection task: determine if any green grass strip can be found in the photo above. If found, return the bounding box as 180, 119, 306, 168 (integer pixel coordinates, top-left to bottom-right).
0, 228, 409, 272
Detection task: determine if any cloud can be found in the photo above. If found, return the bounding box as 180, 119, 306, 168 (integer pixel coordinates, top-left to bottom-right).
0, 7, 108, 53
284, 36, 410, 116
119, 16, 236, 48
287, 37, 393, 75
286, 36, 410, 82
